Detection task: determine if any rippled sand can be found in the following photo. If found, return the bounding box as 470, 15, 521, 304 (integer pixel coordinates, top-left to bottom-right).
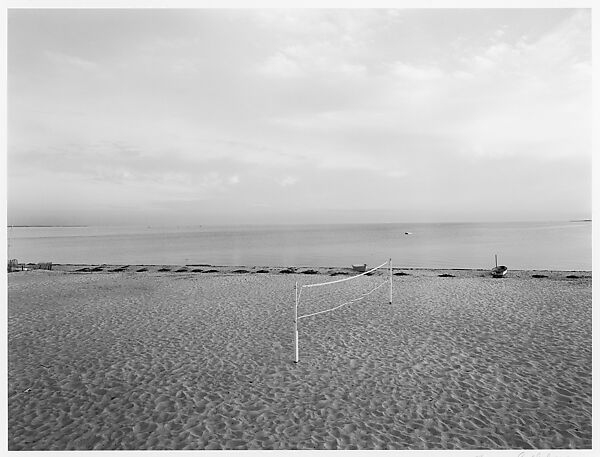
8, 268, 592, 450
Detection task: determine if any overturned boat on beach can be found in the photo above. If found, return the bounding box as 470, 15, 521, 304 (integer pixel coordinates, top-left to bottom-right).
491, 254, 507, 278
491, 265, 508, 278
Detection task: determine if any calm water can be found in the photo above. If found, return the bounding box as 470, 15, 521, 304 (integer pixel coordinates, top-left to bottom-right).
6, 221, 592, 271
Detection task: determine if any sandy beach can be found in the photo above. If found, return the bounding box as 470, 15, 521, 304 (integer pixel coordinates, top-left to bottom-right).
7, 265, 592, 450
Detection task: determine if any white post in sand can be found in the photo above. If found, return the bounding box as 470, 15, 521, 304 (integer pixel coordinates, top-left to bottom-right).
294, 281, 299, 363
389, 258, 393, 304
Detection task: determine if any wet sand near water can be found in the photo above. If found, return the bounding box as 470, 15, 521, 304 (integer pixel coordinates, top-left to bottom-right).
8, 267, 592, 450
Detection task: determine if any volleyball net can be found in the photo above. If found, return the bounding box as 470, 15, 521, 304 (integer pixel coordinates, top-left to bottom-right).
294, 259, 393, 363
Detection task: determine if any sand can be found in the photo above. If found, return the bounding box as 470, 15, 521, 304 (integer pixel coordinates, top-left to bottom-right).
7, 266, 592, 450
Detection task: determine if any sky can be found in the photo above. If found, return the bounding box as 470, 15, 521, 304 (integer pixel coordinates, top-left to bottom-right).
7, 8, 592, 226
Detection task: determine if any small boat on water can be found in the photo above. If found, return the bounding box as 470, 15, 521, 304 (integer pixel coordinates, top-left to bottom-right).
491, 255, 508, 278
352, 264, 367, 272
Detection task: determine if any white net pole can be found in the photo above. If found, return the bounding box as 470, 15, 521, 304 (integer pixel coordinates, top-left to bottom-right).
294, 281, 299, 363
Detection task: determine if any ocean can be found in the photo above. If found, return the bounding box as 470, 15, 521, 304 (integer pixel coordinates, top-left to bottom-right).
6, 221, 592, 271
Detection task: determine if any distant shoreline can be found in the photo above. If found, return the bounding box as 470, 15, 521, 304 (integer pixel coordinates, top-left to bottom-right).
7, 220, 592, 228
8, 225, 88, 228
9, 263, 592, 278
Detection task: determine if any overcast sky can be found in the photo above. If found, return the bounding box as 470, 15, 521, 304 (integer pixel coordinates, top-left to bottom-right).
7, 8, 591, 226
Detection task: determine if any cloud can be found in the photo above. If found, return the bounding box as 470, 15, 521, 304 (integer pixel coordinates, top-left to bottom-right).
279, 176, 298, 187
256, 43, 368, 81
44, 50, 98, 70
257, 52, 302, 78
270, 9, 590, 162
10, 138, 250, 197
252, 10, 377, 83
391, 62, 443, 80
444, 11, 591, 159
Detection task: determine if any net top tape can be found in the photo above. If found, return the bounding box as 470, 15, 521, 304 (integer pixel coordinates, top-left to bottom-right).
301, 261, 389, 288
